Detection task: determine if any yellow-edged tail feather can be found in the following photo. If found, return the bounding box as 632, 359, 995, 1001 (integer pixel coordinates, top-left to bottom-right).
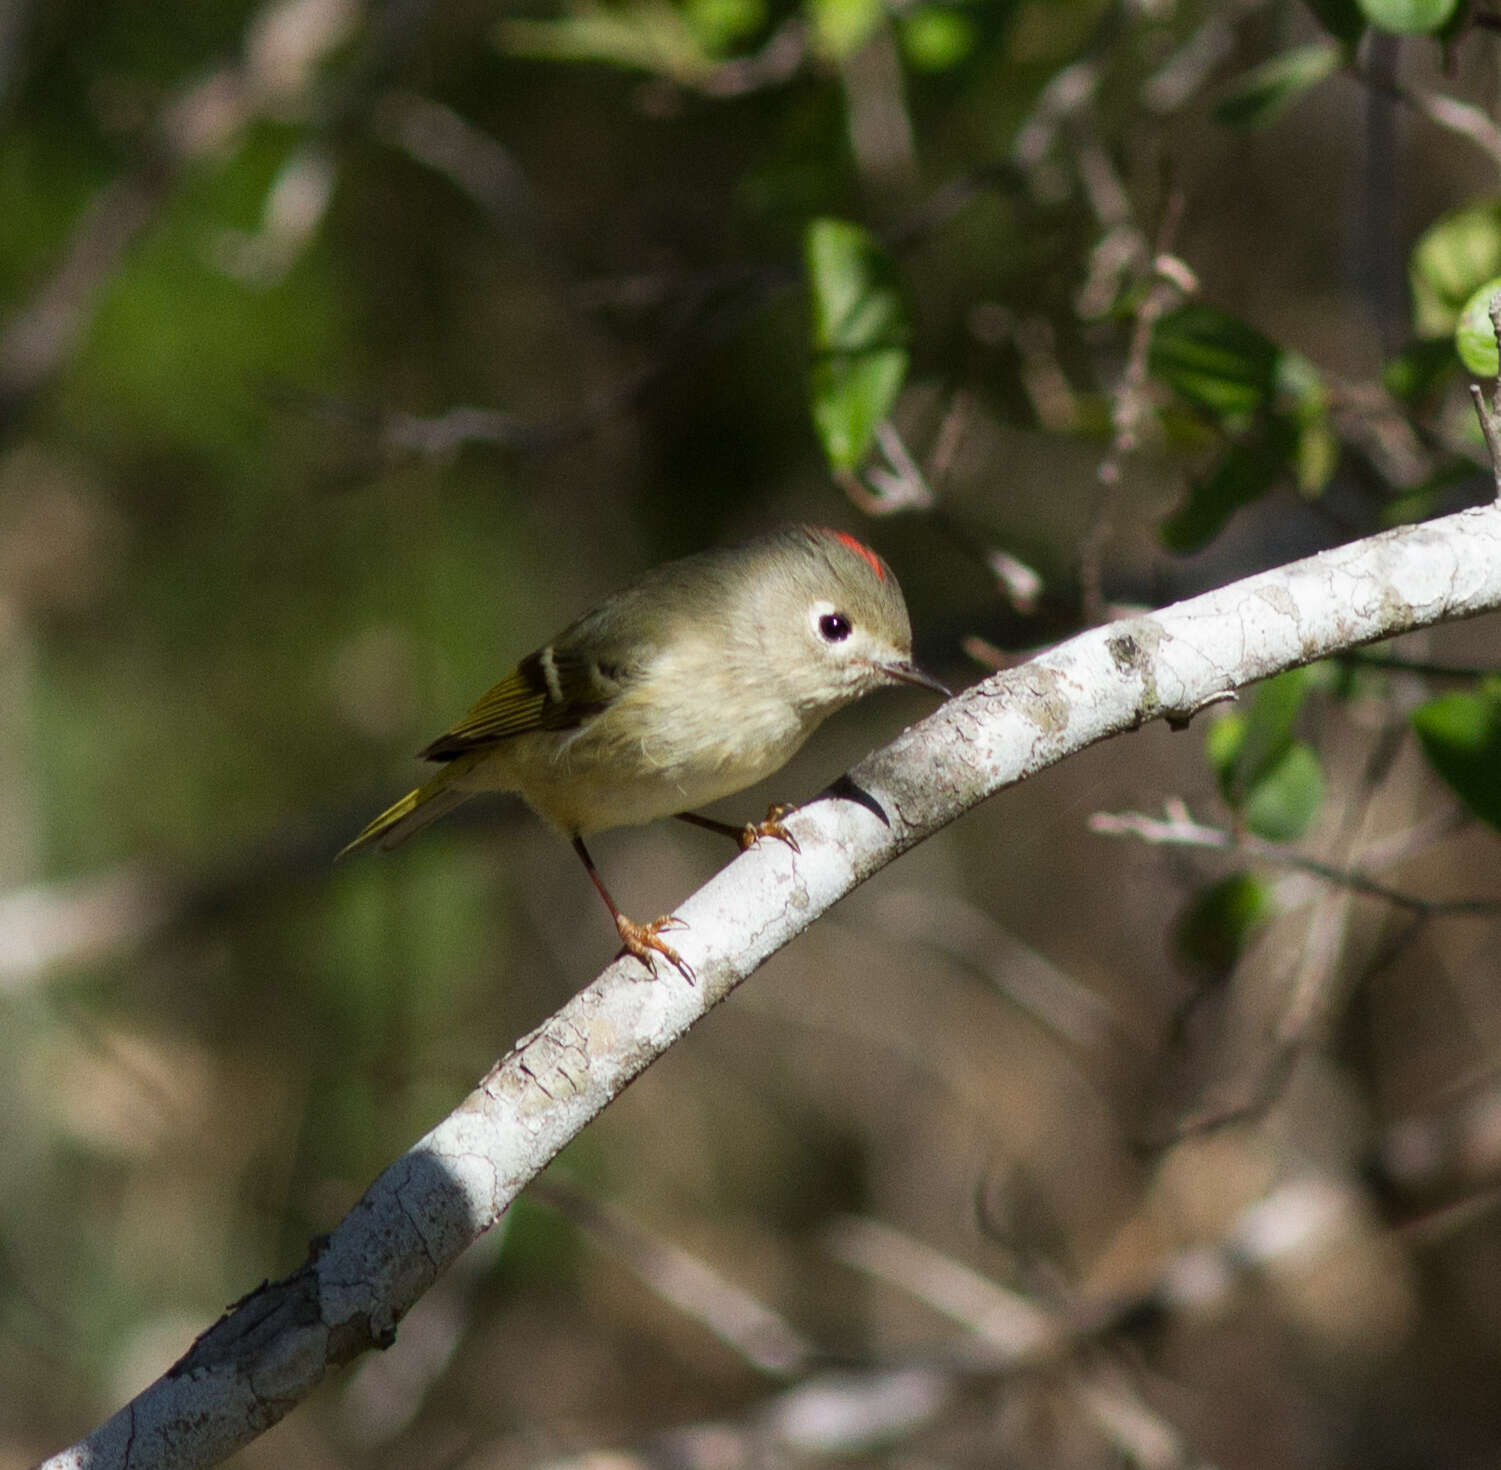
336, 770, 473, 859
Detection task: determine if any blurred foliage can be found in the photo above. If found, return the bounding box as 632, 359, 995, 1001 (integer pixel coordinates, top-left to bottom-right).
804, 215, 909, 468
1411, 681, 1501, 830
1206, 666, 1325, 842
4, 0, 1501, 1467
1211, 40, 1343, 130
1172, 869, 1272, 977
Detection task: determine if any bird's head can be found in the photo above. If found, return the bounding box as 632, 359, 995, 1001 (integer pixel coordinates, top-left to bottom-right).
743, 526, 949, 716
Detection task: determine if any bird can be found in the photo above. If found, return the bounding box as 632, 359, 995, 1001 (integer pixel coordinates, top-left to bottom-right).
339, 524, 948, 978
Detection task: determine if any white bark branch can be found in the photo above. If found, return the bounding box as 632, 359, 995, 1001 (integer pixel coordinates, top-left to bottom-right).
41, 499, 1501, 1470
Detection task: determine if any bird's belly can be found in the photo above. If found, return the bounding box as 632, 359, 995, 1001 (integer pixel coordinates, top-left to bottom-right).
469, 697, 814, 834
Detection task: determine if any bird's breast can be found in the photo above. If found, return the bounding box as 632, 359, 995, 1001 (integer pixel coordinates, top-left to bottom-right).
498, 640, 819, 833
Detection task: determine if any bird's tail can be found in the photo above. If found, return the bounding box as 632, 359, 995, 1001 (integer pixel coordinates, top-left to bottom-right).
337, 765, 475, 859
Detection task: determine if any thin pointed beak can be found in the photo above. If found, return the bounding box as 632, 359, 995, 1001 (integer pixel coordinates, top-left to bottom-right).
882, 660, 952, 699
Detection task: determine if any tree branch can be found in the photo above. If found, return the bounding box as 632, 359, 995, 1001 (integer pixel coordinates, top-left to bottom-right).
39, 498, 1501, 1470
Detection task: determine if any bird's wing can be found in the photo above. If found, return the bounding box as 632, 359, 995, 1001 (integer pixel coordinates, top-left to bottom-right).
417, 645, 626, 761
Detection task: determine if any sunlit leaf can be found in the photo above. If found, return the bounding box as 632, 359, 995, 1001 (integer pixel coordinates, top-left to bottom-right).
1358, 0, 1458, 32
1295, 421, 1339, 494
1277, 350, 1337, 494
1456, 277, 1501, 377
899, 7, 976, 71
808, 0, 884, 58
684, 0, 765, 51
1410, 199, 1501, 337
496, 1, 715, 82
1412, 687, 1501, 831
804, 217, 909, 471
1214, 43, 1342, 131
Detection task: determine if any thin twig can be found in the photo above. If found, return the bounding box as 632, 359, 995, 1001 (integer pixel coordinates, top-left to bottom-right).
1082, 191, 1192, 624
533, 1178, 816, 1375
1088, 806, 1501, 917
1469, 290, 1501, 500
1353, 61, 1501, 174
1342, 651, 1500, 680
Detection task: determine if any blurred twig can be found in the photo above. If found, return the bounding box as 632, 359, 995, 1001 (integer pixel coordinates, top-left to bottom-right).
1353, 57, 1501, 176
1089, 803, 1501, 918
533, 1177, 816, 1376
1083, 196, 1194, 625
1340, 650, 1501, 680
865, 888, 1141, 1053
0, 864, 181, 991
824, 1214, 1061, 1363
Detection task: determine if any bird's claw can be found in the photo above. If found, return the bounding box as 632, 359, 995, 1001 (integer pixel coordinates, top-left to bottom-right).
738, 803, 800, 854
615, 913, 695, 983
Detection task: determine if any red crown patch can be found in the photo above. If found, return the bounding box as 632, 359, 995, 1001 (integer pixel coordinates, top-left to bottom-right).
827, 529, 887, 580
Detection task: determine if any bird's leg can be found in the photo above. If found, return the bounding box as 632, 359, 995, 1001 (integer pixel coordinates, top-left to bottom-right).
571, 836, 694, 982
675, 804, 800, 854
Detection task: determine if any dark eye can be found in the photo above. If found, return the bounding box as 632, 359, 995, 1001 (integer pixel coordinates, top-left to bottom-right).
818, 612, 852, 643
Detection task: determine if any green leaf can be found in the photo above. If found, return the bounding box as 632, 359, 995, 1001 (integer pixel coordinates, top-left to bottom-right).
1277, 350, 1338, 495
1213, 43, 1343, 131
1383, 336, 1459, 402
804, 217, 910, 471
1205, 710, 1248, 795
898, 7, 976, 71
1154, 317, 1339, 545
1239, 667, 1312, 790
1294, 420, 1340, 494
1358, 0, 1458, 32
1456, 277, 1501, 377
1174, 872, 1272, 977
1205, 670, 1325, 840
1410, 200, 1501, 337
1243, 740, 1325, 840
1149, 304, 1282, 419
808, 0, 885, 58
1303, 0, 1367, 42
496, 1, 716, 82
1412, 687, 1501, 830
683, 0, 766, 51
1160, 415, 1297, 552
1275, 347, 1325, 408
1219, 667, 1312, 791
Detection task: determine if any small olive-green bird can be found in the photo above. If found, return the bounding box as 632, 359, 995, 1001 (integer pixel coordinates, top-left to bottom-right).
340, 524, 948, 978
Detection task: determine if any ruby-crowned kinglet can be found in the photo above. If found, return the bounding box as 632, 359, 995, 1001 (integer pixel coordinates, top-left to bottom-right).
340, 524, 948, 977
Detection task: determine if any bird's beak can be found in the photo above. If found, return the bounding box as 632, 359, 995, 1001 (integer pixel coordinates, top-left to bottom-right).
881, 660, 952, 699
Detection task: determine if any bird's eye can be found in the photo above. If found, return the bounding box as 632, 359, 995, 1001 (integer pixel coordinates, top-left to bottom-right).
818, 612, 853, 643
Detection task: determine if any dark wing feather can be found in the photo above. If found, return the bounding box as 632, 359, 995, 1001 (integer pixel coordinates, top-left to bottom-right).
418, 647, 623, 761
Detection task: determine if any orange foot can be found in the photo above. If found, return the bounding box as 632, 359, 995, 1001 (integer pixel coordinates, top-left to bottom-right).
616, 912, 694, 982
739, 803, 800, 853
